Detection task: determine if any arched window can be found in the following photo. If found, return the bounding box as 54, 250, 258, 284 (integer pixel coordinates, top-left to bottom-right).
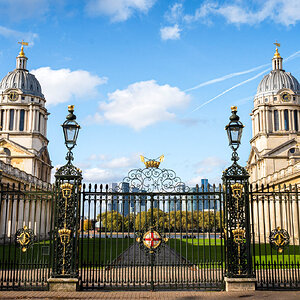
284, 109, 289, 131
9, 109, 14, 131
294, 110, 298, 131
274, 110, 279, 131
19, 109, 25, 131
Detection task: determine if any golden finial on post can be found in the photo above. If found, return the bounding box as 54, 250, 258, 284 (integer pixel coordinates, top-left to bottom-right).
18, 40, 29, 57
231, 106, 237, 112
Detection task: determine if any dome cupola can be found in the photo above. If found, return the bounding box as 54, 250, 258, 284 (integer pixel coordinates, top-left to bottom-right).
0, 41, 44, 98
256, 43, 300, 97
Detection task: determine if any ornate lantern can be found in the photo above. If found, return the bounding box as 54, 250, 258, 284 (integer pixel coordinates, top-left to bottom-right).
62, 105, 80, 151
225, 106, 244, 152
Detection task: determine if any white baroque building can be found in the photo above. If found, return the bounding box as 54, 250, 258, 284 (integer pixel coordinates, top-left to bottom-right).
247, 46, 300, 186
0, 45, 52, 184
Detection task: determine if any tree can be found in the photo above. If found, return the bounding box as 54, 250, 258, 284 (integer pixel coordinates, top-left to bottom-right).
83, 219, 92, 231
99, 211, 124, 232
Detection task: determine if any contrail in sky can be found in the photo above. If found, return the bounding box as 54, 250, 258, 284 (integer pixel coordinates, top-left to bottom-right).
184, 63, 269, 92
189, 68, 270, 113
187, 50, 300, 113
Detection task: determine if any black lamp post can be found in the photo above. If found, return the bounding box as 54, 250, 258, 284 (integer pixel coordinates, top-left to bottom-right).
61, 105, 80, 164
225, 106, 244, 163
222, 106, 254, 281
51, 105, 82, 281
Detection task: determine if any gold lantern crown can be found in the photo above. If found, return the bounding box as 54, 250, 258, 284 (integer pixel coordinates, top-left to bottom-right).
140, 155, 164, 168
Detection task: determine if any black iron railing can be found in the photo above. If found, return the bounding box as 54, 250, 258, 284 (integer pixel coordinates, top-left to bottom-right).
250, 184, 300, 289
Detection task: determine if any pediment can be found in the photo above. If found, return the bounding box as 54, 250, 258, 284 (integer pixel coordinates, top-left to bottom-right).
264, 139, 297, 157
0, 138, 33, 157
247, 146, 261, 165
37, 146, 52, 165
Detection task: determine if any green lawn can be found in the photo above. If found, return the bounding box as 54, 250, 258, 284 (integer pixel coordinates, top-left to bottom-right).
0, 237, 298, 269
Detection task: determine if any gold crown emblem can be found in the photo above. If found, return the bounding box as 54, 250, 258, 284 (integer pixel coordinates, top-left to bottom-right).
58, 227, 71, 236
60, 183, 73, 190
231, 183, 244, 200
232, 225, 245, 244
58, 227, 71, 244
140, 155, 164, 169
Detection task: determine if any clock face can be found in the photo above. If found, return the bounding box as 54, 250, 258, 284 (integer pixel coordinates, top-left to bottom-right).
281, 93, 291, 102
8, 91, 18, 101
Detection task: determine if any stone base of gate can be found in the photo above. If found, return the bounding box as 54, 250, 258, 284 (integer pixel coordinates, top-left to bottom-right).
224, 277, 256, 292
48, 278, 78, 291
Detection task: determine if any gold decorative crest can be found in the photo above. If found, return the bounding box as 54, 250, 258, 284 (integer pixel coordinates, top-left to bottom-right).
142, 230, 162, 249
231, 183, 244, 200
16, 225, 34, 252
269, 227, 290, 253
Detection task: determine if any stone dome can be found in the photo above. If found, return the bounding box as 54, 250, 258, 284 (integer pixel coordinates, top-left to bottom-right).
257, 70, 300, 96
0, 50, 44, 98
0, 70, 43, 98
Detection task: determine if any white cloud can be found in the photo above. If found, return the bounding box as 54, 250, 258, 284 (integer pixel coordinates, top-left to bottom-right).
0, 26, 38, 45
0, 0, 48, 20
31, 67, 107, 106
85, 0, 156, 22
160, 24, 181, 40
165, 3, 183, 23
83, 167, 118, 183
185, 0, 300, 26
102, 156, 136, 169
187, 156, 227, 185
81, 154, 141, 183
89, 80, 190, 130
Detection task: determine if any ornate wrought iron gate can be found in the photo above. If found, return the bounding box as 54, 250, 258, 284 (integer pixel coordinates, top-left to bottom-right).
0, 183, 54, 290
79, 165, 225, 290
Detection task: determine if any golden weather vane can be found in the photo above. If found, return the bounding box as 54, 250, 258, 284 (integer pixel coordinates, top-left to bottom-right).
274, 41, 281, 48
18, 40, 29, 57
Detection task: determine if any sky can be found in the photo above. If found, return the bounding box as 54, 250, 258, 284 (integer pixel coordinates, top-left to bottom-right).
1, 0, 300, 185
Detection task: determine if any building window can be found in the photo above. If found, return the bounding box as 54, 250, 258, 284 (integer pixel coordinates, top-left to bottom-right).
258, 112, 260, 131
38, 113, 41, 132
274, 110, 279, 131
9, 109, 14, 131
0, 110, 3, 131
294, 110, 298, 131
284, 109, 289, 131
19, 109, 25, 131
274, 97, 277, 101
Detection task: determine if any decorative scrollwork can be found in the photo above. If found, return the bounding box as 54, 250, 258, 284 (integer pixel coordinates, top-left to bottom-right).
223, 162, 249, 178
16, 225, 34, 252
269, 227, 290, 253
55, 162, 82, 177
118, 167, 189, 192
